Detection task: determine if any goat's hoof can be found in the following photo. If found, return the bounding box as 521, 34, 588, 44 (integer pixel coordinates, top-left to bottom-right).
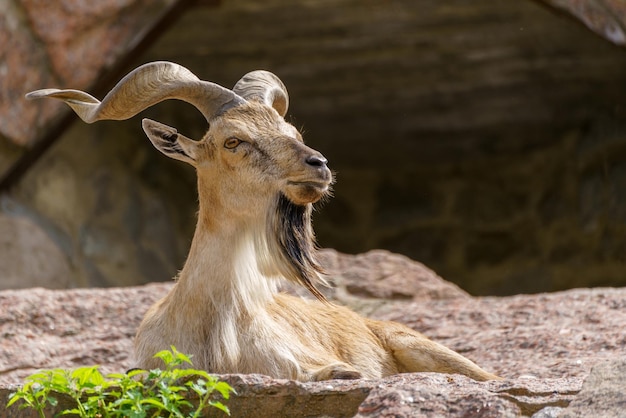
330, 370, 363, 380
312, 363, 363, 380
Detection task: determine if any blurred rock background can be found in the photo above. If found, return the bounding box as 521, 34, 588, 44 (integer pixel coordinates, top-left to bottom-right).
1, 0, 625, 294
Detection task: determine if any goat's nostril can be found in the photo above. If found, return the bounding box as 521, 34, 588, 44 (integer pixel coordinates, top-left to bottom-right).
306, 155, 328, 167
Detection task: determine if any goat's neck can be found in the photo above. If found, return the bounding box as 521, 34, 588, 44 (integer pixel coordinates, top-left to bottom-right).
172, 180, 278, 318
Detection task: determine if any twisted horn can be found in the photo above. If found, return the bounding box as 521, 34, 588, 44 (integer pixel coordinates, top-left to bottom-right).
25, 61, 245, 123
233, 70, 289, 117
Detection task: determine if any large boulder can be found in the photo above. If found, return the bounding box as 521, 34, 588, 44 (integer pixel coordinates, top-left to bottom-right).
1, 249, 625, 416
4, 0, 626, 296
0, 0, 178, 147
559, 358, 626, 418
0, 212, 72, 289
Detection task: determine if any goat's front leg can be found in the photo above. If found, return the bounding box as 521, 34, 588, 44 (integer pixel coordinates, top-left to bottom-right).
309, 362, 363, 381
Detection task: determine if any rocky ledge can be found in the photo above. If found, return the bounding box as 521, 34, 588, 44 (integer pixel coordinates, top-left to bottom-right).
1, 249, 625, 417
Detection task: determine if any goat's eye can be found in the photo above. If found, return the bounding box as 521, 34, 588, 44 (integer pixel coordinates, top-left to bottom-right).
224, 138, 242, 149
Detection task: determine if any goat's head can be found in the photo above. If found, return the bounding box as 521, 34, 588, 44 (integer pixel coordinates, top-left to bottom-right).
27, 62, 332, 209
26, 61, 332, 299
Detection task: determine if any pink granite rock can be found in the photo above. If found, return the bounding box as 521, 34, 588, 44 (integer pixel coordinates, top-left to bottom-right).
1, 250, 625, 416
0, 0, 176, 146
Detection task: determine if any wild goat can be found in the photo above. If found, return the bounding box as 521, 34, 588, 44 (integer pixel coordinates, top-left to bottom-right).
27, 61, 500, 381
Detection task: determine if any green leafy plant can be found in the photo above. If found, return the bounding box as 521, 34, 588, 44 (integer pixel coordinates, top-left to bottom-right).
7, 347, 234, 418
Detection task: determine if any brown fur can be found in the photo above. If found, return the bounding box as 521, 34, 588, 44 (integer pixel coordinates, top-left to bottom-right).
27, 63, 500, 381
135, 100, 500, 381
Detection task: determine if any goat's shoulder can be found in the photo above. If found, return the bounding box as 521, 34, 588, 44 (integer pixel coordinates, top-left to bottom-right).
267, 294, 398, 377
268, 294, 386, 349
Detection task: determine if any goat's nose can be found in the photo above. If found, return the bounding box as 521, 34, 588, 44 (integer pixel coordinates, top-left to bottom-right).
306, 154, 328, 167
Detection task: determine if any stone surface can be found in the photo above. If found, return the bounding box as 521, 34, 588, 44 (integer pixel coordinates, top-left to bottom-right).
0, 0, 61, 148
0, 250, 625, 416
0, 120, 197, 290
3, 0, 626, 296
0, 211, 72, 289
0, 0, 178, 148
559, 357, 626, 418
312, 249, 468, 302
212, 374, 581, 417
0, 373, 581, 418
137, 0, 626, 295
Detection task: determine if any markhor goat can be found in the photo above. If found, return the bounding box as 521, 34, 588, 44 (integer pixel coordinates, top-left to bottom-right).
27, 62, 500, 381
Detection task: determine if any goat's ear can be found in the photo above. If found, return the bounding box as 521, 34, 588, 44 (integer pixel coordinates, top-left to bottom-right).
142, 119, 197, 165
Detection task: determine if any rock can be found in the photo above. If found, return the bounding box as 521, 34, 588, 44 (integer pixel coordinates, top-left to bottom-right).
369, 288, 626, 380
282, 249, 468, 304
559, 358, 626, 418
213, 373, 580, 418
0, 212, 72, 289
4, 0, 626, 295
0, 0, 177, 147
4, 123, 193, 288
0, 250, 625, 416
209, 374, 371, 418
0, 373, 581, 418
355, 374, 580, 418
0, 0, 61, 147
532, 407, 565, 418
0, 283, 170, 384
535, 0, 626, 46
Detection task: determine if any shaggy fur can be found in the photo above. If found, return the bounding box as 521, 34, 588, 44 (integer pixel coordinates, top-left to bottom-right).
26, 62, 501, 382
272, 194, 327, 301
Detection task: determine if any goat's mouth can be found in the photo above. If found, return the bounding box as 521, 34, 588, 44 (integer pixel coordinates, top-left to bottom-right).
285, 180, 331, 205
287, 181, 329, 190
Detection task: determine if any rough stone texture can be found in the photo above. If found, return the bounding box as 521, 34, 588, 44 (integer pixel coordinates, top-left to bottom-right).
1, 121, 197, 289
0, 373, 582, 418
0, 211, 72, 289
559, 357, 626, 418
537, 0, 626, 46
311, 249, 469, 302
0, 0, 177, 148
0, 0, 61, 149
130, 0, 626, 294
132, 0, 626, 295
3, 0, 626, 295
1, 250, 625, 416
353, 374, 579, 418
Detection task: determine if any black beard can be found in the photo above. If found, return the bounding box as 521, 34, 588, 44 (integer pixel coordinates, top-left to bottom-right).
271, 194, 327, 301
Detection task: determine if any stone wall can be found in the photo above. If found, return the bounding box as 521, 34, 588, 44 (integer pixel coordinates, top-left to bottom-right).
324, 118, 626, 295
5, 117, 197, 287
137, 0, 626, 295
0, 0, 188, 288
2, 0, 626, 294
0, 0, 178, 148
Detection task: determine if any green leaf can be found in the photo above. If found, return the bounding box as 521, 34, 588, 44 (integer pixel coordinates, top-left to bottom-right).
140, 397, 167, 410
215, 381, 235, 399
172, 350, 193, 366
127, 369, 148, 379
153, 349, 174, 366
126, 410, 147, 418
193, 370, 211, 380
6, 392, 22, 408
7, 347, 232, 418
187, 381, 208, 397
72, 365, 104, 388
209, 400, 231, 415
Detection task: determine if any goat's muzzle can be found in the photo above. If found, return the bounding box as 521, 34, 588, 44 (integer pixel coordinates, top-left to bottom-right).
285, 152, 332, 205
